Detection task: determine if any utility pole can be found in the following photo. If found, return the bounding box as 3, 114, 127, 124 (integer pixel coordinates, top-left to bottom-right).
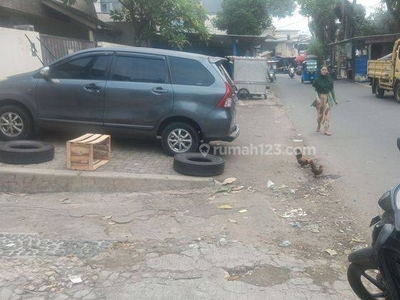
342, 0, 346, 39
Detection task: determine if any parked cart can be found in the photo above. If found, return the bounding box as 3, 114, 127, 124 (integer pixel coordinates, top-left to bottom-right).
228, 56, 268, 100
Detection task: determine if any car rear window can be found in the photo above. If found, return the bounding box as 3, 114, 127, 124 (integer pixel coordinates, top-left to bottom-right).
168, 56, 215, 86
215, 61, 234, 86
112, 55, 167, 83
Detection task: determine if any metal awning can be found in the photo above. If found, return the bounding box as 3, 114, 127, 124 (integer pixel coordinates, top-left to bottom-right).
41, 0, 120, 32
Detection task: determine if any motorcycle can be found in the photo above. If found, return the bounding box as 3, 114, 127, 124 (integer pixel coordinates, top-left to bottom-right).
328, 65, 337, 80
347, 138, 400, 299
267, 69, 276, 83
289, 67, 295, 78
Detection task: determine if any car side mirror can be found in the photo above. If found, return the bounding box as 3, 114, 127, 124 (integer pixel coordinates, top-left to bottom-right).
39, 67, 50, 80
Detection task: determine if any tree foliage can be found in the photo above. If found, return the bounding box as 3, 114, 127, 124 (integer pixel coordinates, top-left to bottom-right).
306, 38, 325, 65
63, 0, 209, 49
384, 0, 400, 31
360, 5, 396, 35
297, 0, 340, 45
213, 0, 296, 35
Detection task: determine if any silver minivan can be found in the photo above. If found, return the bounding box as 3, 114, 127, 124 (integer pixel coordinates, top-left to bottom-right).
0, 47, 239, 155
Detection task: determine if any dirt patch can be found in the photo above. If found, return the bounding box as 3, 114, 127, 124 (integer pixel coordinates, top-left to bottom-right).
227, 265, 290, 287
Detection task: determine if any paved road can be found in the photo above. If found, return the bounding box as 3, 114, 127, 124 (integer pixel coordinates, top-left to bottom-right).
274, 73, 400, 220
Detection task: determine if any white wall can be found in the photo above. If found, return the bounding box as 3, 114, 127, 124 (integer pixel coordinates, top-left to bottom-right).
0, 27, 44, 79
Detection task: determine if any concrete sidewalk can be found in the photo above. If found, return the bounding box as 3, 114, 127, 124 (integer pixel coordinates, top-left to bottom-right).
0, 132, 216, 193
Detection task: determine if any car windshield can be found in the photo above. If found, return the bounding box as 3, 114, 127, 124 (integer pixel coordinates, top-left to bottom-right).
306, 61, 317, 71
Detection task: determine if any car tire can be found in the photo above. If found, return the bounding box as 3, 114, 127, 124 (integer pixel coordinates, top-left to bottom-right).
161, 122, 200, 156
237, 88, 250, 100
173, 153, 225, 177
0, 140, 54, 164
0, 105, 32, 140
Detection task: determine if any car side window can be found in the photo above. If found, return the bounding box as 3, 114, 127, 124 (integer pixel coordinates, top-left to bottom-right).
51, 55, 110, 80
169, 56, 215, 86
112, 56, 167, 83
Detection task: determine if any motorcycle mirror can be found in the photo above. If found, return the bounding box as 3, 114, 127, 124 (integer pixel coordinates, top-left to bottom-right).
397, 137, 400, 151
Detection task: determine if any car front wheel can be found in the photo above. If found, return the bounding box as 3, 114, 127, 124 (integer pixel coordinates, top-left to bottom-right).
161, 122, 199, 156
0, 105, 32, 140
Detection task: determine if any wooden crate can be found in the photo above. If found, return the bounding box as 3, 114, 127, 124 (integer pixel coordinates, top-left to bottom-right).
66, 133, 110, 171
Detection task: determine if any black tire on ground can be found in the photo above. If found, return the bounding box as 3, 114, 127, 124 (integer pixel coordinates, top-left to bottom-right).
161, 122, 200, 156
173, 153, 225, 177
237, 88, 250, 100
347, 263, 386, 300
0, 105, 33, 140
394, 84, 400, 103
0, 140, 54, 164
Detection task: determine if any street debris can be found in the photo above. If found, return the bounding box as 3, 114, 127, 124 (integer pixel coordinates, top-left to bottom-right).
228, 219, 238, 224
218, 205, 233, 210
59, 197, 70, 204
214, 184, 246, 196
289, 222, 301, 228
351, 237, 366, 243
275, 184, 288, 190
267, 180, 275, 189
68, 275, 83, 284
303, 224, 320, 232
281, 208, 307, 218
279, 240, 291, 247
219, 238, 228, 246
325, 249, 338, 256
227, 275, 240, 281
238, 209, 248, 213
222, 177, 237, 185
215, 186, 233, 194
247, 187, 257, 193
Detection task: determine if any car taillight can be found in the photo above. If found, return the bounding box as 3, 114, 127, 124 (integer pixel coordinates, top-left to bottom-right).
217, 82, 233, 108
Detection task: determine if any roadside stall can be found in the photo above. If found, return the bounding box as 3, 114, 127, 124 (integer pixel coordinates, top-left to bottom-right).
228, 56, 268, 99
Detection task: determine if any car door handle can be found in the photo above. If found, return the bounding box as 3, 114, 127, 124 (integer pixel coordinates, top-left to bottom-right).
84, 83, 102, 92
151, 87, 168, 95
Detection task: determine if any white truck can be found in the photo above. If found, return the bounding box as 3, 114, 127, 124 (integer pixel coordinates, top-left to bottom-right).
229, 56, 268, 100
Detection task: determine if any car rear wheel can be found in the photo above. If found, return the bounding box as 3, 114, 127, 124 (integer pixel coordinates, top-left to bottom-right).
161, 122, 200, 156
0, 105, 32, 140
